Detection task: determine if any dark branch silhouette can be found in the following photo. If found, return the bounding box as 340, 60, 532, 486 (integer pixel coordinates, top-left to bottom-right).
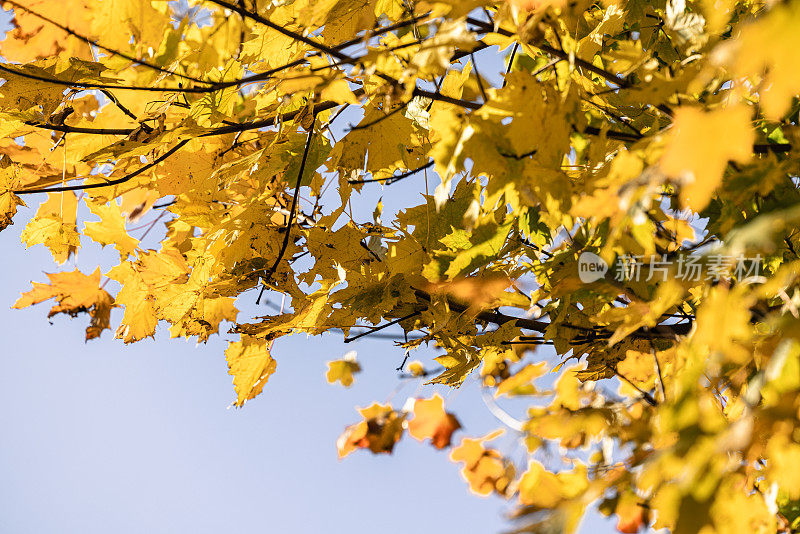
465, 17, 631, 89
3, 0, 216, 86
13, 139, 190, 195
257, 112, 318, 303
206, 0, 351, 62
348, 160, 434, 185
344, 311, 422, 343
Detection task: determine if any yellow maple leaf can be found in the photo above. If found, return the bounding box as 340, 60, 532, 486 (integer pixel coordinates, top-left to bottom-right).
107, 261, 158, 343
709, 475, 777, 533
660, 105, 753, 211
225, 335, 277, 407
13, 268, 115, 340
84, 199, 139, 259
90, 0, 169, 52
334, 102, 428, 181
168, 296, 238, 342
20, 191, 80, 264
518, 460, 589, 509
154, 146, 216, 196
0, 63, 68, 116
765, 434, 800, 499
326, 351, 361, 387
450, 430, 515, 496
105, 249, 191, 343
495, 362, 547, 397
735, 2, 800, 119
320, 0, 377, 44
0, 0, 93, 62
336, 402, 405, 458
0, 163, 24, 231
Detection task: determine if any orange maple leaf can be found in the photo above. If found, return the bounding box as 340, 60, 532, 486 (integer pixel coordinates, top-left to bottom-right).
408, 394, 462, 449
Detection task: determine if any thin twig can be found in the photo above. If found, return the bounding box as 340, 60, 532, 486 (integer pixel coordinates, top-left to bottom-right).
344, 311, 421, 343
466, 17, 630, 89
205, 0, 351, 62
100, 90, 139, 121
0, 64, 217, 93
651, 344, 667, 402
503, 42, 519, 87
13, 139, 190, 195
469, 52, 489, 103
606, 364, 658, 406
348, 101, 409, 131
257, 113, 318, 303
348, 160, 434, 185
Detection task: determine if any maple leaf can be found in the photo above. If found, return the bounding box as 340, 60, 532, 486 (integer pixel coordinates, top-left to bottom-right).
84, 199, 138, 259
517, 460, 589, 509
0, 0, 94, 62
333, 102, 428, 181
449, 430, 515, 497
337, 403, 405, 458
734, 2, 800, 119
0, 163, 24, 231
326, 351, 361, 387
494, 362, 546, 397
105, 260, 158, 343
20, 191, 80, 264
407, 394, 461, 449
90, 0, 169, 52
225, 335, 277, 408
13, 268, 115, 340
0, 62, 69, 116
660, 105, 754, 212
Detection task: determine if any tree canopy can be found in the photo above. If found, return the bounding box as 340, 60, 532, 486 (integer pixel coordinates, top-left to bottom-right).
2, 0, 800, 531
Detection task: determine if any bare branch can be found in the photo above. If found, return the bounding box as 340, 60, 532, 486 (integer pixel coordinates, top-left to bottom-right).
344, 311, 422, 343
348, 160, 434, 185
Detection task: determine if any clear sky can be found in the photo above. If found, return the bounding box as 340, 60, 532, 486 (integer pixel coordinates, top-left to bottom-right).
0, 187, 616, 534
0, 7, 617, 533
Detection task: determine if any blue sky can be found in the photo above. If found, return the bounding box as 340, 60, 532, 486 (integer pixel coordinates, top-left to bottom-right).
0, 6, 619, 533
0, 218, 515, 533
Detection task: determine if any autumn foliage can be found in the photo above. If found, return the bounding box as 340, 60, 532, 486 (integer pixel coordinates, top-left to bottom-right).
3, 0, 800, 531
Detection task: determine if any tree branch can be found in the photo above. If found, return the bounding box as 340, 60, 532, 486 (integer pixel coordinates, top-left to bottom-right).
0, 64, 220, 93
348, 160, 434, 185
204, 0, 351, 62
3, 0, 215, 86
413, 288, 693, 340
258, 113, 317, 300
465, 17, 630, 89
13, 139, 190, 195
23, 91, 363, 139
344, 311, 422, 343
